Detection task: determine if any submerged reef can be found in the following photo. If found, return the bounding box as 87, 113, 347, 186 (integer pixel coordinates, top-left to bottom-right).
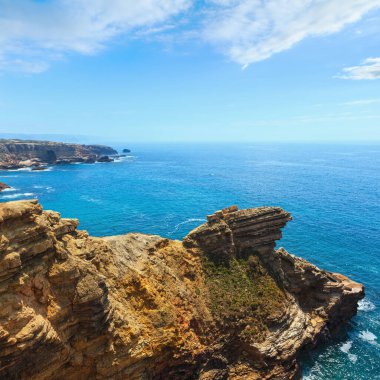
0, 201, 363, 379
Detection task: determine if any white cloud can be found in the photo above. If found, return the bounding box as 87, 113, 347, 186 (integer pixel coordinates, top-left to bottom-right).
0, 0, 191, 72
338, 58, 380, 80
202, 0, 380, 66
0, 0, 379, 72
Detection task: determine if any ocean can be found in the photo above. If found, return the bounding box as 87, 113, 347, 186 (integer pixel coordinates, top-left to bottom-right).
1, 143, 379, 379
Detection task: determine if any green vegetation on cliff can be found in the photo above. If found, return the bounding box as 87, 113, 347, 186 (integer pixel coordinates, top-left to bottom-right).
203, 254, 286, 342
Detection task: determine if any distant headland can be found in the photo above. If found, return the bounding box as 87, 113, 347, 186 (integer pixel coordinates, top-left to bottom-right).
0, 139, 127, 170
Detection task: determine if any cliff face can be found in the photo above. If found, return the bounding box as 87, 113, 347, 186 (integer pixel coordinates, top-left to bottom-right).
0, 139, 117, 169
0, 201, 363, 380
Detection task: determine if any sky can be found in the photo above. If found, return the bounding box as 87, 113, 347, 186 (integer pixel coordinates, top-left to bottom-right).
0, 0, 380, 143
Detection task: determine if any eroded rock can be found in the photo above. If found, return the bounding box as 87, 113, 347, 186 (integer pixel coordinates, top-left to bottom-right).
0, 201, 364, 379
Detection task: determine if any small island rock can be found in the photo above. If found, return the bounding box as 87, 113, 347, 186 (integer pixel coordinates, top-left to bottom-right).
97, 155, 114, 163
0, 182, 10, 191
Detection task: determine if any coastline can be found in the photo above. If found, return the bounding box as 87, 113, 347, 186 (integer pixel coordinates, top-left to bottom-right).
0, 200, 364, 379
0, 142, 378, 379
0, 139, 127, 170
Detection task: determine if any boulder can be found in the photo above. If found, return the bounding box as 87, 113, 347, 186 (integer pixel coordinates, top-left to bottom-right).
0, 182, 10, 191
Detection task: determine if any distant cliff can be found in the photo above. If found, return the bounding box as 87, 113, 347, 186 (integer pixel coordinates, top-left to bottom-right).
0, 201, 363, 379
0, 139, 117, 169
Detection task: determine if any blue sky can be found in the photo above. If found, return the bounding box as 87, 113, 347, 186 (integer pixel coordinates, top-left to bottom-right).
0, 0, 380, 143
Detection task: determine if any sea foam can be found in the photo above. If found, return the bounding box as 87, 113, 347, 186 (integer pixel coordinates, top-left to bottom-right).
169, 218, 205, 235
33, 185, 54, 192
358, 298, 376, 312
1, 187, 17, 192
6, 167, 32, 172
80, 195, 102, 204
1, 193, 35, 199
340, 341, 358, 363
359, 330, 378, 346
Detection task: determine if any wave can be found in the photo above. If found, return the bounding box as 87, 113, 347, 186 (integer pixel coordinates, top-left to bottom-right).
32, 185, 54, 192
6, 167, 32, 172
358, 330, 379, 346
340, 341, 357, 363
114, 156, 133, 162
1, 192, 35, 199
347, 353, 357, 364
1, 187, 17, 192
358, 298, 376, 312
169, 218, 205, 235
80, 195, 102, 204
4, 166, 54, 173
4, 166, 53, 173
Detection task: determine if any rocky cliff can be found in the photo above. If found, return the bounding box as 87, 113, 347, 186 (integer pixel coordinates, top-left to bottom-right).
0, 201, 363, 380
0, 139, 117, 169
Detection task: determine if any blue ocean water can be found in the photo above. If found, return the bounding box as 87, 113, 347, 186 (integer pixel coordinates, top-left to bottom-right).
1, 143, 379, 379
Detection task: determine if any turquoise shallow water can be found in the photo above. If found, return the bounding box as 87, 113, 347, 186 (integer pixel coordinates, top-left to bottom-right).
1, 143, 379, 379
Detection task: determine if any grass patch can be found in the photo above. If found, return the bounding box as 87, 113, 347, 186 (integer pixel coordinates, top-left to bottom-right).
202, 254, 285, 342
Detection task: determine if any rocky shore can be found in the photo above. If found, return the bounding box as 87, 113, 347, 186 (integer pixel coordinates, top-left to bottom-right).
0, 182, 10, 192
0, 139, 119, 170
0, 201, 363, 379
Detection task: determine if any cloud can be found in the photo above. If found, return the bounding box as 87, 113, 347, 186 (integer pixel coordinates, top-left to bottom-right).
338, 58, 380, 79
0, 0, 379, 72
341, 98, 380, 105
0, 0, 191, 72
202, 0, 380, 66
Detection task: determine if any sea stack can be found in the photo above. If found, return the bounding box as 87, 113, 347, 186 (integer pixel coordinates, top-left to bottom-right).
0, 201, 364, 379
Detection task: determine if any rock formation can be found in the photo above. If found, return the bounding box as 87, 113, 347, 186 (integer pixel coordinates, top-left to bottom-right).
0, 201, 363, 379
97, 156, 114, 163
0, 139, 117, 169
0, 182, 10, 192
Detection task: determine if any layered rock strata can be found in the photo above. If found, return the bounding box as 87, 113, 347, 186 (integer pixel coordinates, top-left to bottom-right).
0, 139, 118, 169
0, 201, 363, 379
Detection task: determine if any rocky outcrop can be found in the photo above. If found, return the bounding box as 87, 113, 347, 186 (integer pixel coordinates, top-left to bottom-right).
0, 183, 10, 192
0, 139, 117, 169
0, 201, 363, 380
97, 156, 114, 163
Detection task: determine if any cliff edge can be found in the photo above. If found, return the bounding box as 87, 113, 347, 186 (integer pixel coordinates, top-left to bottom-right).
0, 139, 117, 169
0, 201, 363, 379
